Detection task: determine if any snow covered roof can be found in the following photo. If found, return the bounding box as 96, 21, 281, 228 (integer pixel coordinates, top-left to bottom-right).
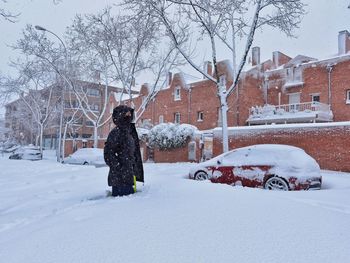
283, 55, 317, 68
302, 53, 350, 67
113, 91, 140, 102
180, 72, 203, 85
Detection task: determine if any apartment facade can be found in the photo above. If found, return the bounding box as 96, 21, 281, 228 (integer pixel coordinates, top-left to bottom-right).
103, 30, 350, 137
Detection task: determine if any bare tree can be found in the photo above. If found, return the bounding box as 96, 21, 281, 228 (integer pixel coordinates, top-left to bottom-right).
0, 59, 59, 155
135, 48, 181, 123
123, 0, 305, 152
0, 0, 20, 22
0, 0, 62, 23
8, 7, 180, 151
68, 7, 181, 126
66, 10, 141, 148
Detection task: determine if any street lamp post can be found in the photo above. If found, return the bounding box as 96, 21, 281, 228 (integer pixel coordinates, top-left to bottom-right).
35, 25, 67, 162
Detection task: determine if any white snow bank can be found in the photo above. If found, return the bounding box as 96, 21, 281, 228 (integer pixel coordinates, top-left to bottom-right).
0, 156, 349, 263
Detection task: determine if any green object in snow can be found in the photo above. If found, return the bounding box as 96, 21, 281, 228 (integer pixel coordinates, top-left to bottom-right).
133, 175, 137, 193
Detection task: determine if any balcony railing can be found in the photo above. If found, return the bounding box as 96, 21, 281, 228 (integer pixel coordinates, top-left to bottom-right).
247, 102, 333, 125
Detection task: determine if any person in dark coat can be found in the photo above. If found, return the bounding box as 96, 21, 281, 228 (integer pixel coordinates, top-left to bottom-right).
104, 105, 144, 196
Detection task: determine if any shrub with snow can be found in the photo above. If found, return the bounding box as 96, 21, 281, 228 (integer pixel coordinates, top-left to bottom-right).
136, 128, 150, 142
148, 123, 197, 150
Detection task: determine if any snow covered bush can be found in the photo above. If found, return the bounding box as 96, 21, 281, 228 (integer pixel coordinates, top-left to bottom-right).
136, 128, 149, 142
148, 123, 197, 150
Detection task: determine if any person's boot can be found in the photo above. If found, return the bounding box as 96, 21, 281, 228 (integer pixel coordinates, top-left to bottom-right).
112, 185, 134, 196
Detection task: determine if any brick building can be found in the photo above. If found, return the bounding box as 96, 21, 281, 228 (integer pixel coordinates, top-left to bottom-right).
104, 30, 350, 134
100, 31, 350, 170
4, 80, 130, 153
6, 29, 350, 168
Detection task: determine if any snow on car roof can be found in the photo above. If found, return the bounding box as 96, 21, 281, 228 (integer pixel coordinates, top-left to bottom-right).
72, 148, 103, 156
221, 144, 319, 174
237, 144, 304, 153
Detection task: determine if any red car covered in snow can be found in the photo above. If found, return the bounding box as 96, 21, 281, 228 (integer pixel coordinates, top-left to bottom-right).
189, 144, 322, 191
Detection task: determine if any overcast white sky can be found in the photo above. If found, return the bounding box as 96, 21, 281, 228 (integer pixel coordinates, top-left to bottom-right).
0, 0, 350, 115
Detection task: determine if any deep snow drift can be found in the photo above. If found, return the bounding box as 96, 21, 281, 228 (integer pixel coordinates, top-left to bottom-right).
0, 152, 350, 263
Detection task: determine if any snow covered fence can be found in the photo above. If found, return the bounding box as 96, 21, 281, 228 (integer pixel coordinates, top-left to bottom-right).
213, 122, 350, 172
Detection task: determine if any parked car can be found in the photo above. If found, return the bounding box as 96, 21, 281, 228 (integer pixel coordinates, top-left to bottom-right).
62, 148, 105, 166
9, 146, 42, 161
3, 144, 21, 153
189, 144, 322, 191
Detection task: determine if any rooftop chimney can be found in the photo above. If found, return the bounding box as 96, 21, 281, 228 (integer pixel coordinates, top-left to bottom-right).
252, 47, 260, 66
273, 51, 280, 67
272, 51, 292, 68
203, 61, 212, 78
167, 71, 173, 86
338, 30, 350, 55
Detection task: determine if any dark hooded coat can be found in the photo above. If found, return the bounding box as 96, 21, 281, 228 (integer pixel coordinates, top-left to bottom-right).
104, 105, 144, 186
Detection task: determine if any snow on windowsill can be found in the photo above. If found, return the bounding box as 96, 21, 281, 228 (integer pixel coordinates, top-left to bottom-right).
283, 81, 304, 88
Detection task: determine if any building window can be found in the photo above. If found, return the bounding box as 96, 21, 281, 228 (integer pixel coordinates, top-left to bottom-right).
85, 120, 94, 127
65, 100, 78, 109
347, 90, 350, 104
87, 88, 100, 97
89, 104, 99, 111
197, 111, 204, 122
311, 94, 320, 103
174, 86, 181, 101
174, 112, 181, 124
159, 115, 164, 124
286, 66, 303, 83
288, 93, 301, 111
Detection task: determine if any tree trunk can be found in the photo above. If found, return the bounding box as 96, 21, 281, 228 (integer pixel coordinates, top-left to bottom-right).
93, 125, 98, 148
219, 83, 229, 153
39, 124, 44, 157
62, 123, 68, 158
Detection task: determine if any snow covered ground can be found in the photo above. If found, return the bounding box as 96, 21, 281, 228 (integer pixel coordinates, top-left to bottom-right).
0, 151, 350, 263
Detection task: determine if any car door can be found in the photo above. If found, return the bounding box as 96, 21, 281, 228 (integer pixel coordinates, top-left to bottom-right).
210, 150, 245, 184
232, 148, 271, 188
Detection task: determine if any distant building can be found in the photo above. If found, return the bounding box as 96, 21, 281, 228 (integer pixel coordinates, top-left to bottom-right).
7, 29, 350, 162
4, 80, 134, 153
0, 114, 6, 141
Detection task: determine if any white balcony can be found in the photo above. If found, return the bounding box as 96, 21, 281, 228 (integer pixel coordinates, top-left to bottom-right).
247, 102, 333, 125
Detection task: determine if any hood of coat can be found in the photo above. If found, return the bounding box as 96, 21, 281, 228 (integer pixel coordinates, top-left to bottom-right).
112, 105, 134, 127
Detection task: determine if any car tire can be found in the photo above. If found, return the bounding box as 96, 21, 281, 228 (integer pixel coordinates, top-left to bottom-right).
194, 171, 209, 181
83, 161, 89, 165
264, 176, 289, 191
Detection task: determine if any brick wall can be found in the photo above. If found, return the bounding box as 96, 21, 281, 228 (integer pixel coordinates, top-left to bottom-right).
140, 138, 202, 163
153, 147, 190, 163
213, 122, 350, 172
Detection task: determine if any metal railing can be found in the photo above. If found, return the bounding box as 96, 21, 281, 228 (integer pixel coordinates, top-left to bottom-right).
249, 102, 331, 119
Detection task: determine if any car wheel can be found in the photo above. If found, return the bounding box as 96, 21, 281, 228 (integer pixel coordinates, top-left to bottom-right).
264, 176, 289, 191
194, 171, 209, 181
83, 161, 89, 165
